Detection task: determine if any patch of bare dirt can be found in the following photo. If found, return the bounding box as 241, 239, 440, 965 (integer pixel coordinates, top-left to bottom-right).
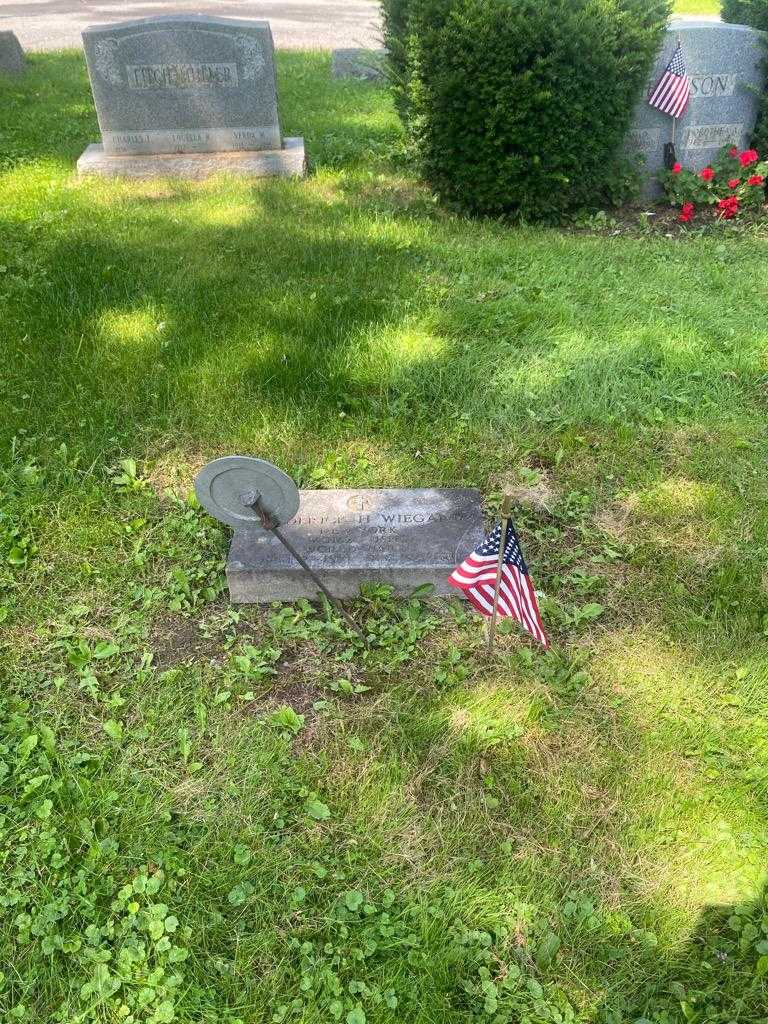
149, 613, 224, 670
594, 505, 632, 544
240, 677, 319, 720
146, 451, 208, 499
494, 467, 557, 512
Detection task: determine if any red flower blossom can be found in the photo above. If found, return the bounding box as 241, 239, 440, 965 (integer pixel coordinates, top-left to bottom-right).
678, 201, 695, 223
716, 195, 740, 219
729, 146, 738, 157
699, 166, 715, 181
728, 178, 741, 189
738, 149, 759, 167
747, 174, 765, 186
672, 162, 682, 174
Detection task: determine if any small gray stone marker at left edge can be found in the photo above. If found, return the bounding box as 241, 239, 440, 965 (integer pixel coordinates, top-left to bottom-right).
0, 31, 25, 75
331, 48, 386, 81
77, 14, 305, 180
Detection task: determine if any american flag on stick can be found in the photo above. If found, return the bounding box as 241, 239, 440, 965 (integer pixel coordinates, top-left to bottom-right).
648, 40, 690, 119
449, 516, 548, 648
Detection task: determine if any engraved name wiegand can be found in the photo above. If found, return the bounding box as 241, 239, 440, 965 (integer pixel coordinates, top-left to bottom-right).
282, 503, 468, 558
127, 61, 238, 89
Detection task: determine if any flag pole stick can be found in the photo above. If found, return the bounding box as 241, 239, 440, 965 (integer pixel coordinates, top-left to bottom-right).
672, 33, 682, 149
486, 494, 513, 654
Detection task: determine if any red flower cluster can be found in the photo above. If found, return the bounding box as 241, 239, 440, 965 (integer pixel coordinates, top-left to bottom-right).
665, 145, 766, 224
739, 149, 759, 168
717, 195, 739, 219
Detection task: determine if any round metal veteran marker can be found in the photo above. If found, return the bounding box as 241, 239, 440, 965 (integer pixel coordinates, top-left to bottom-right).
194, 456, 300, 531
194, 456, 360, 634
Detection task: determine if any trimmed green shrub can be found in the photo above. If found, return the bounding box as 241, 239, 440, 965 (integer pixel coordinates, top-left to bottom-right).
402, 0, 670, 220
381, 0, 413, 116
721, 0, 768, 154
721, 0, 768, 31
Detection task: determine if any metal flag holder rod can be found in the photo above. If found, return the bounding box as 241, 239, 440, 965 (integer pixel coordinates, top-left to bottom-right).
486, 494, 512, 654
193, 455, 363, 638
246, 494, 362, 636
662, 33, 684, 169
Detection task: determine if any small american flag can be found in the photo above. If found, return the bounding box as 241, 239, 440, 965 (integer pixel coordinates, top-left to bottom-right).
449, 520, 548, 647
648, 41, 690, 119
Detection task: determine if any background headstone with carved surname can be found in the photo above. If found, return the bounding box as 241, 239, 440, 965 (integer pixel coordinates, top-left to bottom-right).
82, 15, 281, 155
626, 18, 765, 196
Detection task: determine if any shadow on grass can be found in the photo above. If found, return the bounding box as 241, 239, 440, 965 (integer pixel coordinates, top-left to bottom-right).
2, 50, 767, 479
594, 879, 768, 1022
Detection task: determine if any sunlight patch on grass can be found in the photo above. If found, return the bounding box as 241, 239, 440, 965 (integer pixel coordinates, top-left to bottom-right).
97, 307, 167, 349
352, 322, 448, 383
636, 819, 764, 928
595, 629, 719, 717
628, 478, 723, 522
0, 162, 71, 209
446, 683, 527, 755
191, 201, 254, 227
623, 477, 733, 557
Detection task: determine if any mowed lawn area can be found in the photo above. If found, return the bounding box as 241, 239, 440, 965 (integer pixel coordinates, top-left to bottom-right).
2, 49, 768, 1024
674, 0, 721, 14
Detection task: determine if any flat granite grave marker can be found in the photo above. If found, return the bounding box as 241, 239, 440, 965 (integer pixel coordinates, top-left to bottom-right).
77, 14, 305, 179
227, 488, 485, 602
331, 48, 386, 81
0, 31, 25, 75
626, 18, 765, 196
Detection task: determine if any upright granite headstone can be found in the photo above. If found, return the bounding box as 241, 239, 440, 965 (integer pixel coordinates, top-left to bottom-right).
77, 15, 305, 179
0, 31, 25, 75
626, 18, 765, 196
227, 488, 485, 602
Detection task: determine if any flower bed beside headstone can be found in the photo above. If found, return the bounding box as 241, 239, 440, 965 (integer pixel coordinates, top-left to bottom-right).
661, 144, 768, 222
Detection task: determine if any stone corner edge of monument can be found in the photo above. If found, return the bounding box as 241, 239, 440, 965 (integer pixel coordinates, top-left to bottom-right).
0, 30, 26, 74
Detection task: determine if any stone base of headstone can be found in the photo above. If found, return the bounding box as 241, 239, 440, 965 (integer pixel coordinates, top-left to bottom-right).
331, 48, 386, 81
76, 137, 306, 180
227, 488, 484, 602
0, 31, 25, 75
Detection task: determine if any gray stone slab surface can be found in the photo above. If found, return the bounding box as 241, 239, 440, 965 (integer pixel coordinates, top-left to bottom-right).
331, 47, 385, 81
227, 488, 484, 602
626, 18, 765, 197
0, 29, 24, 73
82, 14, 282, 154
76, 136, 305, 179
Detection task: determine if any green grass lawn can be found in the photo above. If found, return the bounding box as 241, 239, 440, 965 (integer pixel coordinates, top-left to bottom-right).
2, 49, 768, 1024
674, 0, 721, 15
